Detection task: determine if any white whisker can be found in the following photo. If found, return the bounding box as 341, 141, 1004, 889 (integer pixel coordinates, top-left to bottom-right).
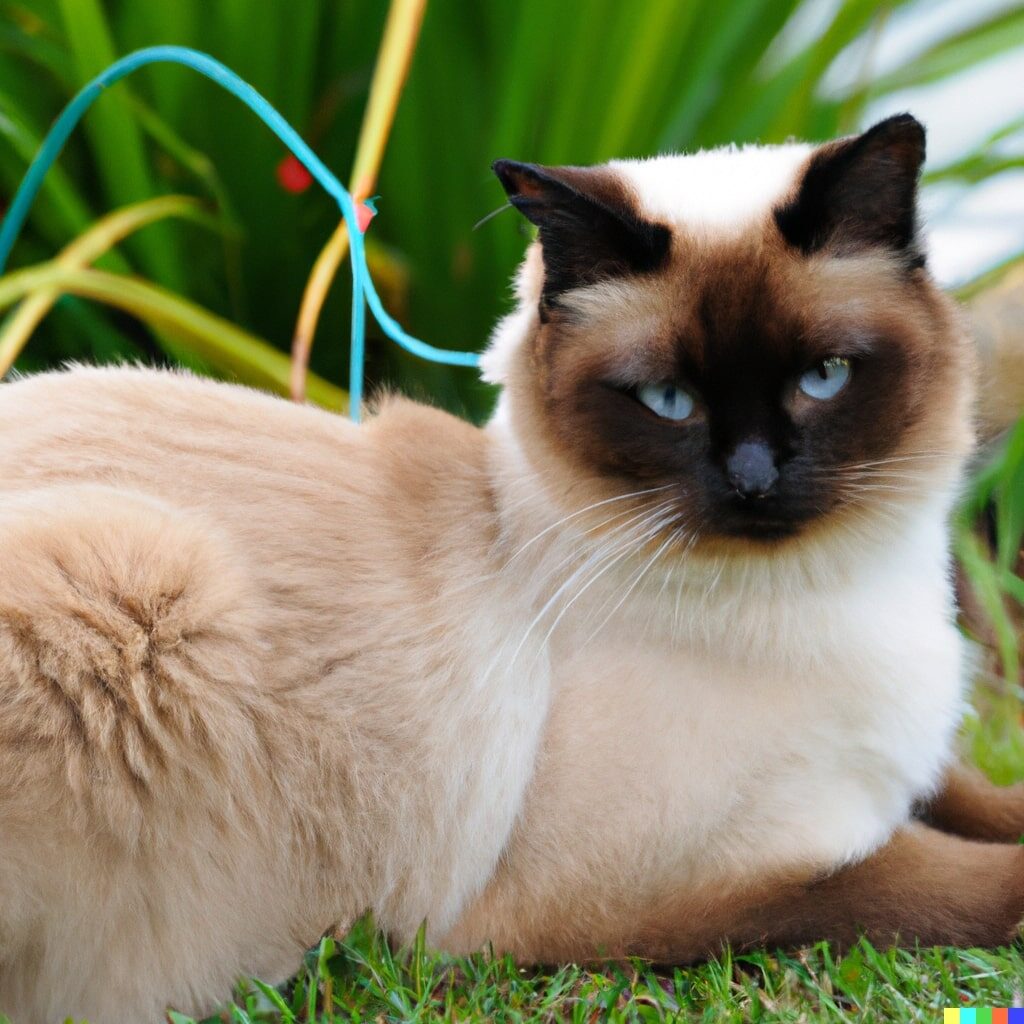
501, 484, 674, 567
581, 523, 679, 648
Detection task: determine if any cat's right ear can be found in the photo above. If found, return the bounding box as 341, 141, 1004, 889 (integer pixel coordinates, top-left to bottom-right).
774, 113, 927, 267
492, 160, 670, 306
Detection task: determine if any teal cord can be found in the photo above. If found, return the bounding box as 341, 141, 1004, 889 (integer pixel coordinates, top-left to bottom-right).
0, 45, 480, 423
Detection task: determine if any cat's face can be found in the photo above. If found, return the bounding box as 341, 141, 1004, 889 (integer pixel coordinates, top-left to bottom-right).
488, 115, 975, 547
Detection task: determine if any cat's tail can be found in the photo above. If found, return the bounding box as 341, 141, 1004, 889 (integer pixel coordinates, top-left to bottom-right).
969, 264, 1024, 441
0, 484, 275, 857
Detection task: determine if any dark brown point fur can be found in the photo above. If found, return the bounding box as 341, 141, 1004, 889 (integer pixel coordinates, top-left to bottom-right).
774, 113, 927, 268
919, 763, 1024, 843
447, 821, 1024, 964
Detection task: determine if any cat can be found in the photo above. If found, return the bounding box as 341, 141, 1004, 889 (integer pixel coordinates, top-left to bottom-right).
1, 112, 1023, 1024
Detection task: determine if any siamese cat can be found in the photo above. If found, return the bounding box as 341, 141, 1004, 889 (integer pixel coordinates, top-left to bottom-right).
1, 113, 1022, 1024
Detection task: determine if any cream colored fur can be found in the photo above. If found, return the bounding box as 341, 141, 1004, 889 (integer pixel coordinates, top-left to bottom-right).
0, 142, 976, 1021
0, 369, 549, 1022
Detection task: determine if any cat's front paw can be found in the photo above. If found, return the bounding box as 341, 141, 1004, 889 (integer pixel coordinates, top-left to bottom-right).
921, 767, 1024, 844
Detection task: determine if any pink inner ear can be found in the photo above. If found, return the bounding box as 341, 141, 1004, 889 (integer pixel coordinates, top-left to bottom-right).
515, 175, 550, 201
498, 164, 553, 202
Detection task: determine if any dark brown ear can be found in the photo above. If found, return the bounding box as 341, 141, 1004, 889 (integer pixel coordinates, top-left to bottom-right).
492, 159, 671, 305
774, 113, 926, 268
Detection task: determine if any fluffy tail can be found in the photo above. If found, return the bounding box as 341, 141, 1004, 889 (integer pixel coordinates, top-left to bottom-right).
0, 485, 273, 847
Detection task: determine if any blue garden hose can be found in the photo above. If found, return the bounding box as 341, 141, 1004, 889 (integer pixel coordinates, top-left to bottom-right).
0, 45, 481, 422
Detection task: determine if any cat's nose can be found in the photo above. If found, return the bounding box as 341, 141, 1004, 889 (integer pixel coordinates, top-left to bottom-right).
726, 440, 779, 500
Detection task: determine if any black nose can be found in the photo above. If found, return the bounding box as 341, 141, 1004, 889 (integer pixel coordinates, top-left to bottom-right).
726, 440, 779, 500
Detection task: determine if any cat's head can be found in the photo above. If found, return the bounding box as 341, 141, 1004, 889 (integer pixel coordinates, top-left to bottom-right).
485, 114, 976, 549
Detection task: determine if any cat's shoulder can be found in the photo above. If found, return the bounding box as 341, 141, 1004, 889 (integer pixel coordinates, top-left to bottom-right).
362, 391, 490, 480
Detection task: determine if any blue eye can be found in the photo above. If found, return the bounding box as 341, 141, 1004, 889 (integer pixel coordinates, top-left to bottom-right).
637, 382, 694, 421
798, 357, 851, 400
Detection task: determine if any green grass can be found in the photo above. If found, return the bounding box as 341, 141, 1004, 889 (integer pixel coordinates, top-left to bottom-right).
215, 933, 1024, 1024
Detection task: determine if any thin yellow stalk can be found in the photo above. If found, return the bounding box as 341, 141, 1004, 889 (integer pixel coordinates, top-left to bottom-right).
0, 195, 212, 376
0, 262, 348, 411
289, 0, 427, 402
290, 225, 352, 401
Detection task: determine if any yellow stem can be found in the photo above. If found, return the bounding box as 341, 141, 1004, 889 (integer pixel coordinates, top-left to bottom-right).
289, 0, 427, 402
349, 0, 428, 199
0, 195, 208, 376
290, 224, 350, 401
0, 262, 348, 411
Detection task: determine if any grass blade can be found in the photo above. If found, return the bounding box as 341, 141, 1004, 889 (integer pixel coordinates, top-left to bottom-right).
867, 6, 1024, 96
0, 262, 347, 411
0, 90, 92, 242
0, 195, 216, 373
55, 0, 179, 285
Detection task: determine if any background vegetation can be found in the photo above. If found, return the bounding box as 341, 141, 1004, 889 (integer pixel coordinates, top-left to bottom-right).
1, 0, 1024, 1020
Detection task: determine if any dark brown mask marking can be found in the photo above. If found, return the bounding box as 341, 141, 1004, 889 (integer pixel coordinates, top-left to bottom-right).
495, 115, 969, 546
563, 254, 923, 541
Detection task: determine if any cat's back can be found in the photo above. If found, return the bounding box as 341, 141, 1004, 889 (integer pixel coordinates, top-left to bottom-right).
0, 367, 525, 1022
0, 365, 494, 571
0, 364, 481, 495
0, 365, 503, 712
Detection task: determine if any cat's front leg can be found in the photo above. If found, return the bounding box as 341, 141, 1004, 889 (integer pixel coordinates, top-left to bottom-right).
445, 824, 1024, 962
917, 763, 1024, 843
680, 824, 1024, 958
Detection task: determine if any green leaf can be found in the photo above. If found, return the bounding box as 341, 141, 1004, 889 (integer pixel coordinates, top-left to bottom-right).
0, 195, 220, 374
956, 248, 1024, 302
0, 90, 92, 242
55, 0, 180, 285
248, 979, 295, 1022
956, 529, 1020, 683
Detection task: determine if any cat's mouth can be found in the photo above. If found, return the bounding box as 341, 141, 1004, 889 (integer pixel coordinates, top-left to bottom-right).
720, 516, 801, 541
715, 494, 814, 541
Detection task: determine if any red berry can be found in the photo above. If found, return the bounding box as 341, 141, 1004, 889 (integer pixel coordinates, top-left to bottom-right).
276, 155, 312, 194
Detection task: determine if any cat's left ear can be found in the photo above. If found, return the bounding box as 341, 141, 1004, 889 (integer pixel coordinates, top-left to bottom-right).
775, 113, 926, 268
492, 159, 670, 305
